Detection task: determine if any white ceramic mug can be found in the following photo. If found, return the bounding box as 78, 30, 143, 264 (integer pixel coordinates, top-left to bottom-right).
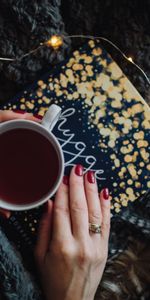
0, 104, 64, 211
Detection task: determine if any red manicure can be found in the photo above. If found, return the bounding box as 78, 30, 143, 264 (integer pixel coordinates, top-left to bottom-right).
103, 188, 109, 200
13, 109, 26, 114
75, 164, 83, 176
0, 209, 11, 219
63, 175, 69, 185
34, 114, 43, 120
87, 171, 95, 183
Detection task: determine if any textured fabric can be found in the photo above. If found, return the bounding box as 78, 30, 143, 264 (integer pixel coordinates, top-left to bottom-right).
0, 0, 150, 106
0, 0, 70, 103
0, 227, 41, 300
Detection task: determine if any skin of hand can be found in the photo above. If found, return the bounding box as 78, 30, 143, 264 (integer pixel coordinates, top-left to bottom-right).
0, 109, 41, 218
35, 165, 110, 300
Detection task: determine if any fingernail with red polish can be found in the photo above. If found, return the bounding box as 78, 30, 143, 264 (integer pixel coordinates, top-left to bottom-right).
34, 114, 43, 120
0, 210, 11, 219
13, 109, 26, 114
63, 175, 69, 185
75, 164, 83, 176
103, 188, 109, 200
87, 171, 95, 183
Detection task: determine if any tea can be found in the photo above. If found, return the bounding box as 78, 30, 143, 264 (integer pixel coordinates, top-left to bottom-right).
0, 128, 59, 204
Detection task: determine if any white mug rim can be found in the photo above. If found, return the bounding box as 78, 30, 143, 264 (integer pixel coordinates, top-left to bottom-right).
0, 119, 64, 211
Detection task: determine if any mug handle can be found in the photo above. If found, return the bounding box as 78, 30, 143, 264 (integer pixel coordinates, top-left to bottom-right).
41, 104, 61, 131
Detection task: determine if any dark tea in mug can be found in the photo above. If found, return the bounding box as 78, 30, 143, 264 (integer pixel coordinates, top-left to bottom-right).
0, 128, 59, 205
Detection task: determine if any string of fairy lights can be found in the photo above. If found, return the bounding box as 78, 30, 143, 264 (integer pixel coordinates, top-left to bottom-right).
0, 34, 150, 85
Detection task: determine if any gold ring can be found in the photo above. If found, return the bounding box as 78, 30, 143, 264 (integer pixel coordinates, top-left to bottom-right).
89, 223, 101, 234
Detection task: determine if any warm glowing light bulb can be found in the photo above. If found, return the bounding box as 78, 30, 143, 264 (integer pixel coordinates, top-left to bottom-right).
128, 57, 133, 62
45, 35, 63, 49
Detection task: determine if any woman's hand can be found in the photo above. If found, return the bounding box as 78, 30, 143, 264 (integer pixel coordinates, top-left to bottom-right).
0, 109, 41, 218
0, 109, 41, 123
35, 165, 110, 300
